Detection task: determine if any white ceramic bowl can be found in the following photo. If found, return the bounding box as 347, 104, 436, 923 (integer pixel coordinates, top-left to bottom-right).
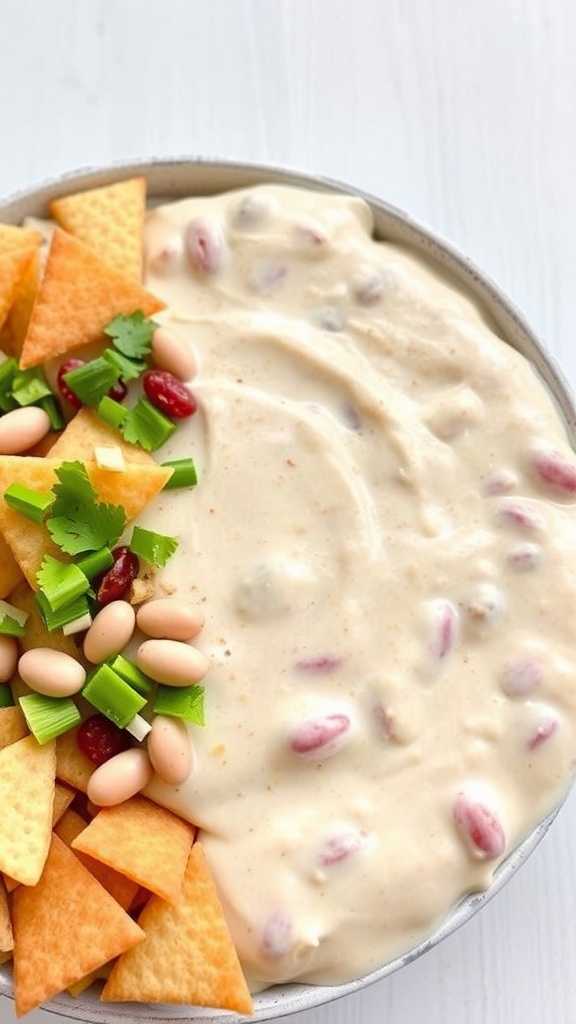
1, 159, 574, 1023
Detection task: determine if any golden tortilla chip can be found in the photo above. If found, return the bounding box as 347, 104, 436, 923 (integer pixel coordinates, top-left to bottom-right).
0, 224, 42, 256
0, 455, 171, 586
72, 795, 195, 903
12, 833, 145, 1016
50, 407, 155, 465
3, 781, 74, 893
68, 963, 111, 998
56, 808, 139, 911
102, 843, 253, 1014
56, 725, 95, 793
0, 535, 23, 599
0, 246, 41, 357
19, 227, 164, 368
0, 705, 28, 751
0, 877, 13, 954
0, 735, 55, 886
0, 247, 37, 336
50, 177, 147, 281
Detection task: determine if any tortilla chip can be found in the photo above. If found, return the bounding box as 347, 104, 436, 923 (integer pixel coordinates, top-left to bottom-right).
56, 725, 95, 793
12, 833, 145, 1016
55, 808, 139, 911
50, 407, 155, 465
102, 843, 253, 1014
0, 455, 171, 586
0, 224, 42, 256
0, 246, 41, 357
0, 247, 37, 336
52, 781, 76, 826
19, 228, 164, 369
68, 963, 111, 998
0, 705, 28, 751
0, 534, 24, 599
50, 177, 147, 281
0, 877, 13, 954
72, 795, 195, 903
0, 736, 55, 886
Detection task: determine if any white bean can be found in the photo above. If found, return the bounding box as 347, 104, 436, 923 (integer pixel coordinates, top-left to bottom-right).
83, 601, 136, 664
136, 639, 209, 687
0, 406, 51, 455
0, 635, 18, 683
18, 647, 86, 698
148, 715, 194, 785
136, 598, 204, 642
87, 748, 153, 807
151, 326, 197, 381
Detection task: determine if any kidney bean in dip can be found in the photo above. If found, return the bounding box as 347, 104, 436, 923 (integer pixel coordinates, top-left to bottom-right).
139, 185, 576, 989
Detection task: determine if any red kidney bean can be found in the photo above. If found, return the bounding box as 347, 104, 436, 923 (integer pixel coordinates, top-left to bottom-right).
294, 220, 328, 251
499, 657, 543, 697
57, 359, 85, 409
527, 710, 560, 751
290, 712, 351, 758
96, 546, 140, 605
185, 217, 226, 274
108, 378, 128, 402
453, 793, 506, 858
261, 909, 293, 959
506, 543, 542, 571
497, 502, 543, 531
532, 450, 576, 493
293, 654, 344, 675
143, 370, 197, 419
77, 713, 131, 766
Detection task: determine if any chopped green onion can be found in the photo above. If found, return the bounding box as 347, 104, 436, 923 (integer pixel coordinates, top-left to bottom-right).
153, 684, 205, 726
125, 713, 152, 741
0, 357, 18, 412
121, 398, 176, 452
83, 664, 146, 728
76, 547, 114, 580
11, 367, 52, 407
38, 394, 65, 431
0, 684, 14, 708
108, 654, 155, 696
62, 610, 93, 636
0, 599, 29, 636
4, 483, 53, 523
96, 395, 128, 430
129, 525, 178, 568
36, 555, 90, 612
19, 693, 81, 744
35, 592, 92, 633
63, 357, 118, 407
103, 348, 146, 383
161, 458, 198, 490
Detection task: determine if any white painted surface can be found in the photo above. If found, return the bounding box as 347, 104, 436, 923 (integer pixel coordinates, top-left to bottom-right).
0, 0, 575, 1021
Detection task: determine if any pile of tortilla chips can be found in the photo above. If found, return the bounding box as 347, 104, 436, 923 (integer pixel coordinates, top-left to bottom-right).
0, 177, 253, 1018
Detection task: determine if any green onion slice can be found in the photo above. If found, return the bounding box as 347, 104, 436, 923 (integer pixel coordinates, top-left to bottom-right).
35, 592, 92, 633
0, 599, 29, 637
11, 367, 52, 407
63, 357, 119, 408
108, 654, 155, 696
160, 458, 198, 490
96, 396, 129, 430
83, 664, 147, 728
76, 547, 114, 581
36, 555, 90, 612
4, 483, 53, 523
153, 684, 205, 726
19, 693, 81, 744
121, 398, 177, 452
38, 394, 65, 431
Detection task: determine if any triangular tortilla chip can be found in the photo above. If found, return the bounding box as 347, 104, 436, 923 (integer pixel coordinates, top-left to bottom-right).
0, 878, 12, 954
55, 725, 95, 793
56, 808, 139, 911
0, 455, 171, 586
19, 227, 164, 368
3, 781, 78, 894
0, 534, 23, 599
72, 795, 195, 903
0, 705, 28, 751
0, 247, 37, 335
102, 843, 253, 1013
50, 407, 155, 465
0, 735, 55, 885
50, 177, 147, 280
0, 224, 42, 256
12, 833, 145, 1016
0, 245, 41, 357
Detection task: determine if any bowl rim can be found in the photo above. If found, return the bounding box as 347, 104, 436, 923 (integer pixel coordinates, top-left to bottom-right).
0, 156, 572, 1023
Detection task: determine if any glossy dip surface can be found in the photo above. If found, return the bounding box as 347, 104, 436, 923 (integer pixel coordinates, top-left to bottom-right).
134, 184, 576, 988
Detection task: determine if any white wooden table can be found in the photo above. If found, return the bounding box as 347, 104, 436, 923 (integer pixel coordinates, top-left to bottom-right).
1, 1, 575, 1021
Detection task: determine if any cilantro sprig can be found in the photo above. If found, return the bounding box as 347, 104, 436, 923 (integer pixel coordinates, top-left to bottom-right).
62, 310, 158, 410
46, 461, 126, 556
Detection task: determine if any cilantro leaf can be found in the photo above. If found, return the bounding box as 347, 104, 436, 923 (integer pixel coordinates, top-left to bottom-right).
103, 311, 157, 360
46, 461, 126, 556
103, 348, 147, 383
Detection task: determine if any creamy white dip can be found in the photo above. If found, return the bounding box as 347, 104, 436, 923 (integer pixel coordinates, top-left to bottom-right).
138, 185, 576, 988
